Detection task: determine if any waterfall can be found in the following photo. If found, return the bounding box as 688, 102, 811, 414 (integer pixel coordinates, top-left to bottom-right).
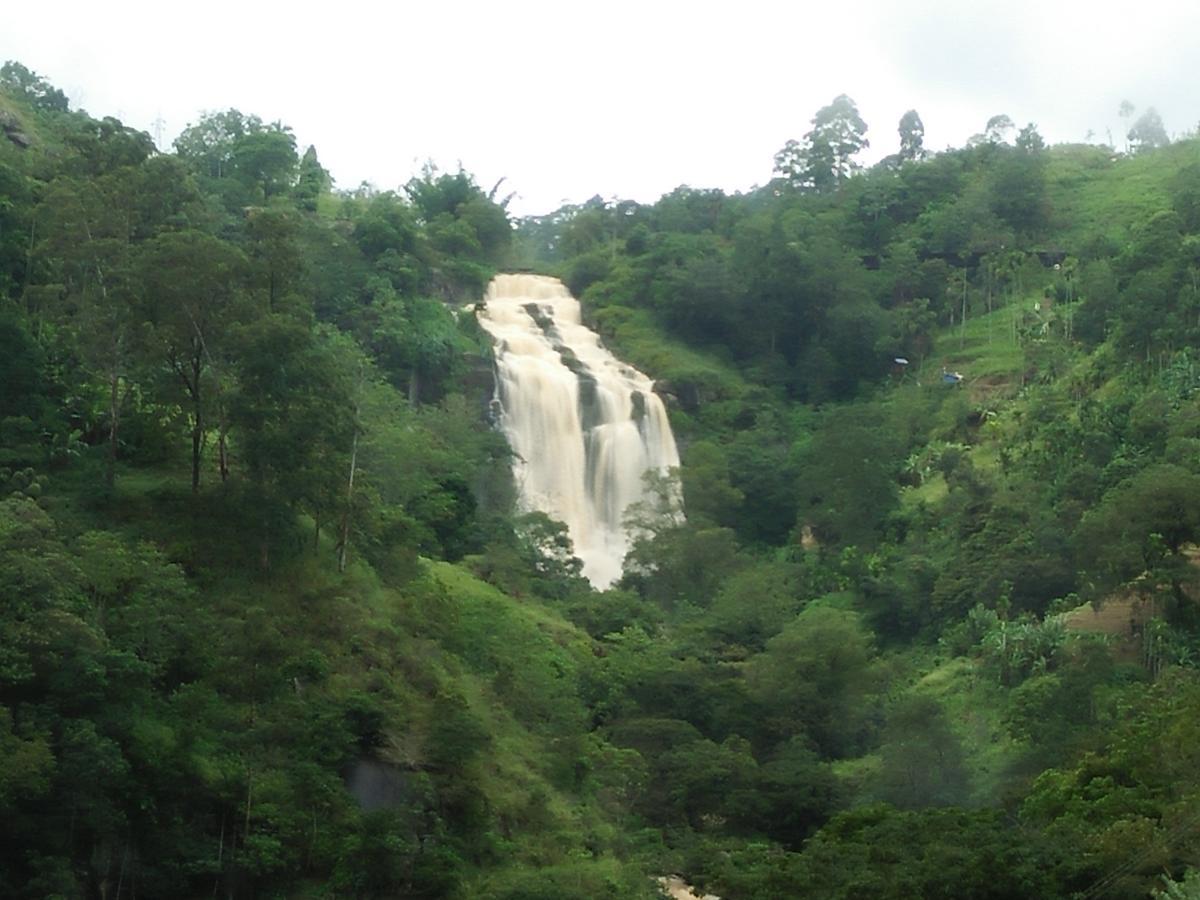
478, 273, 682, 588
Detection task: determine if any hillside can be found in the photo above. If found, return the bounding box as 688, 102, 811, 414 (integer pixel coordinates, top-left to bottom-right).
3, 61, 1200, 899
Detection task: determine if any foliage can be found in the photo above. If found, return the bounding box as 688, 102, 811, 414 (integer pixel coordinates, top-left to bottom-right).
6, 59, 1200, 900
775, 94, 870, 192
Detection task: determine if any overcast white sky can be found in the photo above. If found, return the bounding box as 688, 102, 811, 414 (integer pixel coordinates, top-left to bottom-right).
4, 1, 1198, 216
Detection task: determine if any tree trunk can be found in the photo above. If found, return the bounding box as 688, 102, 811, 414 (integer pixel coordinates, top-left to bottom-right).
115, 843, 128, 900
213, 814, 224, 900
260, 514, 271, 571
244, 770, 254, 843
218, 430, 229, 482
106, 370, 120, 488
191, 354, 203, 493
23, 219, 36, 333
408, 368, 420, 406
959, 271, 968, 348
191, 419, 202, 492
337, 422, 359, 574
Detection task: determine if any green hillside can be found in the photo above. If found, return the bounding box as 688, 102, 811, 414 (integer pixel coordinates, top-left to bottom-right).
3, 61, 1200, 899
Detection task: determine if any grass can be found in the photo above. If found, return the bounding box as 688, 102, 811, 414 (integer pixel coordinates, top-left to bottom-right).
589, 306, 747, 398
419, 562, 655, 890
925, 302, 1030, 389
1045, 140, 1195, 250
909, 656, 1023, 806
899, 473, 949, 512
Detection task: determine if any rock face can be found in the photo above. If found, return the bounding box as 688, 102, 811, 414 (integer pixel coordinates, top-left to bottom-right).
345, 759, 416, 812
0, 111, 31, 149
653, 379, 701, 414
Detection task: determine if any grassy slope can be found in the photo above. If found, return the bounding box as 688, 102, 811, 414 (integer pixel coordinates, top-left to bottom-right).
584, 304, 752, 437
910, 656, 1021, 804
1045, 141, 1192, 249
424, 561, 662, 895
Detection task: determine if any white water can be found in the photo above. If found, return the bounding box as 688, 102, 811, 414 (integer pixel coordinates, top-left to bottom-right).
477, 273, 681, 588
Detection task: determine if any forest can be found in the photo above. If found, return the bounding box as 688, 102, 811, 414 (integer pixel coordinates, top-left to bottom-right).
2, 60, 1200, 898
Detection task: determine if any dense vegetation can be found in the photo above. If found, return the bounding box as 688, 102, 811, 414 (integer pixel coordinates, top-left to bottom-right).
3, 62, 1200, 898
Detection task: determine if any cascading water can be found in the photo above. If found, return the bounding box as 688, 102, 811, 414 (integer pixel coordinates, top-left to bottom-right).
478, 273, 682, 588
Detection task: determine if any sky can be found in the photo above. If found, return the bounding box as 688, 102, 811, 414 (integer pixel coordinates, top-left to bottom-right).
4, 0, 1199, 216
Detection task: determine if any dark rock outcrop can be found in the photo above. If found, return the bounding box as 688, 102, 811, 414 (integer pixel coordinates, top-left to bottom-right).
0, 111, 31, 149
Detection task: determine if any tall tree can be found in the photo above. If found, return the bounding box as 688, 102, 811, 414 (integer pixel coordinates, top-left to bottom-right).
138, 231, 248, 491
34, 175, 141, 486
174, 109, 299, 207
228, 317, 356, 567
897, 109, 926, 162
1119, 99, 1137, 151
1015, 122, 1046, 153
1128, 107, 1169, 153
293, 145, 330, 212
984, 114, 1015, 145
243, 206, 304, 313
774, 95, 869, 192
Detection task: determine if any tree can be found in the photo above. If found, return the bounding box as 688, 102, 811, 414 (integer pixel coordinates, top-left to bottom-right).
61, 116, 157, 178
1170, 162, 1200, 232
174, 110, 299, 206
138, 231, 248, 491
897, 110, 926, 162
1015, 122, 1046, 153
754, 737, 838, 846
1075, 463, 1200, 598
350, 192, 428, 296
31, 155, 197, 485
33, 175, 139, 486
622, 521, 743, 609
514, 511, 583, 587
1119, 99, 1137, 151
659, 736, 759, 828
745, 604, 876, 754
243, 206, 304, 313
1159, 869, 1200, 899
874, 695, 970, 808
795, 413, 900, 548
26, 157, 201, 478
1074, 258, 1119, 345
0, 61, 68, 111
231, 127, 298, 199
356, 292, 469, 404
775, 95, 869, 192
294, 145, 330, 212
1128, 107, 1170, 153
174, 109, 255, 179
701, 558, 805, 653
984, 114, 1015, 145
680, 440, 744, 528
405, 164, 512, 289
784, 806, 1067, 899
992, 125, 1048, 235
228, 317, 356, 567
1020, 672, 1200, 896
